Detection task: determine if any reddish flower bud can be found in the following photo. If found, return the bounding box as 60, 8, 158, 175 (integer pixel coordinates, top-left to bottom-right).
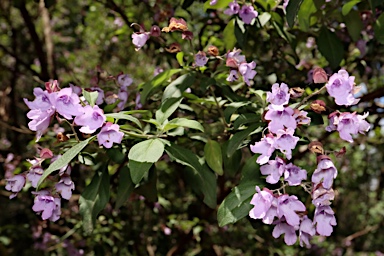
207, 45, 219, 56
165, 42, 181, 53
40, 148, 53, 159
308, 141, 324, 155
310, 100, 326, 113
313, 67, 328, 84
335, 146, 346, 157
289, 87, 304, 98
150, 25, 161, 37
57, 132, 69, 142
45, 80, 60, 93
226, 58, 238, 68
181, 31, 193, 40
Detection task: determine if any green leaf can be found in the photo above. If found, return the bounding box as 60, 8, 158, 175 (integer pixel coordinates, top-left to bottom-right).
134, 167, 158, 202
233, 114, 261, 130
156, 97, 183, 124
286, 0, 303, 28
217, 181, 258, 227
344, 10, 363, 42
203, 0, 233, 11
258, 12, 272, 27
115, 166, 135, 209
163, 118, 204, 132
82, 89, 99, 107
79, 166, 110, 234
222, 141, 242, 177
105, 112, 142, 129
374, 13, 384, 44
223, 19, 236, 50
37, 137, 94, 188
162, 73, 195, 102
128, 139, 164, 163
224, 102, 251, 123
297, 0, 317, 32
128, 160, 153, 184
317, 26, 344, 69
166, 143, 216, 208
241, 155, 263, 183
226, 124, 262, 157
342, 0, 361, 16
204, 140, 223, 176
140, 69, 182, 104
176, 52, 185, 67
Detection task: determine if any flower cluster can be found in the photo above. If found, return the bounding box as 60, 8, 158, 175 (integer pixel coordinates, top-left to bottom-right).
248, 69, 370, 246
226, 48, 257, 86
224, 1, 258, 25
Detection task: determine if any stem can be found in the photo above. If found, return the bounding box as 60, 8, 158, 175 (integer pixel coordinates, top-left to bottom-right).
121, 130, 166, 139
209, 86, 229, 129
295, 85, 327, 109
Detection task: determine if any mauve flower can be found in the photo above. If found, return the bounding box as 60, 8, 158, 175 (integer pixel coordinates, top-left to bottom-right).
267, 83, 290, 110
89, 87, 105, 105
277, 194, 306, 227
250, 134, 276, 165
226, 48, 246, 68
5, 175, 26, 199
54, 87, 83, 119
27, 166, 44, 188
312, 157, 337, 189
27, 108, 55, 141
265, 106, 297, 134
117, 74, 133, 87
263, 196, 279, 224
97, 122, 124, 148
24, 87, 54, 111
313, 205, 337, 236
132, 33, 149, 50
239, 4, 258, 24
238, 61, 257, 86
195, 51, 208, 67
326, 69, 359, 106
224, 1, 240, 15
45, 80, 60, 93
117, 86, 129, 110
226, 70, 239, 82
299, 216, 316, 247
272, 217, 297, 245
274, 128, 299, 160
312, 183, 335, 207
249, 186, 274, 219
55, 176, 75, 200
284, 163, 307, 186
260, 157, 285, 184
294, 109, 311, 125
32, 191, 61, 222
74, 105, 106, 134
313, 67, 328, 83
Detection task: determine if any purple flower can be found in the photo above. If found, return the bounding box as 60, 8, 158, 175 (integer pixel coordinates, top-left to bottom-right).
5, 175, 26, 199
326, 112, 370, 143
238, 61, 257, 86
74, 105, 106, 134
132, 33, 149, 50
294, 109, 311, 125
249, 186, 274, 219
312, 157, 337, 189
97, 122, 124, 148
277, 194, 306, 227
224, 1, 240, 15
226, 48, 246, 68
210, 0, 217, 5
55, 176, 75, 200
313, 205, 337, 236
299, 216, 315, 248
226, 70, 239, 82
54, 87, 83, 119
117, 86, 129, 110
195, 51, 208, 67
117, 74, 133, 87
239, 4, 258, 24
265, 106, 297, 134
27, 108, 55, 141
260, 157, 285, 184
27, 166, 44, 188
284, 163, 307, 186
274, 128, 299, 160
312, 183, 335, 207
32, 191, 61, 221
263, 196, 279, 224
135, 92, 142, 109
326, 69, 359, 106
272, 217, 297, 245
250, 134, 276, 165
24, 87, 54, 111
267, 83, 290, 110
90, 87, 105, 105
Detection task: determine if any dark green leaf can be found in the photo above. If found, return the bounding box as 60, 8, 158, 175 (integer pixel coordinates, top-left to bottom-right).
342, 0, 361, 16
115, 166, 135, 209
217, 181, 258, 227
204, 140, 223, 175
105, 112, 142, 129
182, 0, 194, 9
297, 0, 317, 32
166, 143, 216, 208
317, 26, 344, 69
223, 19, 236, 50
162, 73, 195, 102
37, 136, 94, 188
79, 166, 110, 234
374, 13, 384, 44
129, 160, 153, 184
286, 0, 303, 28
222, 141, 242, 177
106, 148, 125, 164
224, 102, 251, 123
155, 97, 183, 124
134, 167, 158, 202
226, 124, 262, 157
233, 114, 262, 130
344, 10, 363, 42
163, 118, 204, 132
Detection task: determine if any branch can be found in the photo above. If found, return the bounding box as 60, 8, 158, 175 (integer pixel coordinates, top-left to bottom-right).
104, 0, 132, 27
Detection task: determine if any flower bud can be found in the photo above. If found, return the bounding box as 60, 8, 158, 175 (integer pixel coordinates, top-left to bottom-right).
40, 148, 53, 159
181, 31, 193, 40
207, 45, 219, 56
45, 80, 60, 93
309, 141, 324, 154
150, 25, 161, 37
289, 87, 304, 98
162, 17, 188, 32
57, 132, 69, 142
313, 67, 328, 84
165, 42, 181, 53
310, 100, 326, 113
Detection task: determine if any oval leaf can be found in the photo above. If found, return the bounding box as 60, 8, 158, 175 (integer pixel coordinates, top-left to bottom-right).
164, 118, 204, 132
204, 140, 223, 175
128, 139, 164, 163
317, 26, 344, 69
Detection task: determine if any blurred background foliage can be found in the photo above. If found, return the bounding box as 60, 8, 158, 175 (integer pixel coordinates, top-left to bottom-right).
0, 0, 384, 255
